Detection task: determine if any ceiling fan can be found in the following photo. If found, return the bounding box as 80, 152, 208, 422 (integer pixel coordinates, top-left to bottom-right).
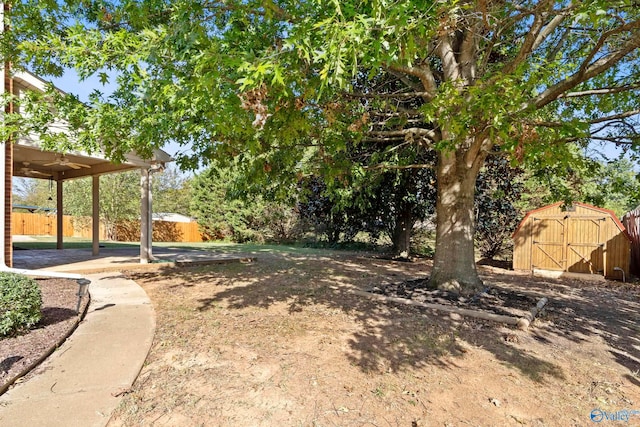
43, 155, 91, 170
19, 162, 51, 177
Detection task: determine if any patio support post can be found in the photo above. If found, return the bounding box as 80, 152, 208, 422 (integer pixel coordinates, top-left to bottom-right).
56, 179, 63, 249
92, 175, 100, 256
148, 171, 153, 260
140, 168, 152, 263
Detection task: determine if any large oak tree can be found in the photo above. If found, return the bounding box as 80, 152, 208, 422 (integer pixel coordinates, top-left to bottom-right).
2, 1, 639, 294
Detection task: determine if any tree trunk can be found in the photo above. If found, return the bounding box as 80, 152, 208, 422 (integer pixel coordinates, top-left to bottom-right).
392, 203, 414, 259
429, 147, 485, 295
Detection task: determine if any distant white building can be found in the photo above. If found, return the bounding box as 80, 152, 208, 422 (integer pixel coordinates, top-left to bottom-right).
152, 213, 195, 223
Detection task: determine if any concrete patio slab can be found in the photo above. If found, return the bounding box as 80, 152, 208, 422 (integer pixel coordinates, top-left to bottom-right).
12, 246, 254, 273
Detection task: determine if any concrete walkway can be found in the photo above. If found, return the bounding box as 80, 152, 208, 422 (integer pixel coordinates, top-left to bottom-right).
0, 272, 155, 427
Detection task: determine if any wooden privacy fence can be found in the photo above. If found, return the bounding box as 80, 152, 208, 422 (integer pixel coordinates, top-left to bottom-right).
11, 212, 203, 243
12, 212, 76, 237
114, 220, 204, 243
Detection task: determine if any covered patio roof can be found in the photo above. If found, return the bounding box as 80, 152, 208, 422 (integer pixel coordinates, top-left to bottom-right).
4, 70, 172, 269
13, 142, 167, 181
12, 71, 172, 182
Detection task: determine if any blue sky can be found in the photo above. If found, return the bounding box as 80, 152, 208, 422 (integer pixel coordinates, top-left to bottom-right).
47, 69, 186, 160
47, 69, 113, 103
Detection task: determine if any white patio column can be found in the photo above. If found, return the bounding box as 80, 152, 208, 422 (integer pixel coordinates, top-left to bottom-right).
92, 175, 100, 255
140, 168, 152, 263
148, 171, 153, 260
56, 179, 63, 249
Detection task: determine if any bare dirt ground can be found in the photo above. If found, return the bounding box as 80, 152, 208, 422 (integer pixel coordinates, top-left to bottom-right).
98, 252, 640, 426
4, 251, 639, 425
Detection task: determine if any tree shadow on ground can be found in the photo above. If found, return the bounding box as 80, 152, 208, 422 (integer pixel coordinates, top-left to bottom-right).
0, 356, 23, 374
38, 307, 79, 327
480, 267, 640, 377
131, 254, 573, 384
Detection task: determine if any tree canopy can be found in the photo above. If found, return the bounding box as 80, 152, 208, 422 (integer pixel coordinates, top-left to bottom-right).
2, 1, 639, 294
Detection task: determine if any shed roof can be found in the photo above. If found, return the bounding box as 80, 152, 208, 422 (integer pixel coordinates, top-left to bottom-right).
512, 202, 630, 240
12, 204, 56, 213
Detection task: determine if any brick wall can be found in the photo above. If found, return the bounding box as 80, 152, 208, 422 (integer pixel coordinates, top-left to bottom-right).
4, 74, 12, 266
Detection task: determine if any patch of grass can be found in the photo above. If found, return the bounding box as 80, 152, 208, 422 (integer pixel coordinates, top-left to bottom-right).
14, 236, 386, 259
155, 241, 367, 257
371, 385, 386, 398
273, 317, 307, 338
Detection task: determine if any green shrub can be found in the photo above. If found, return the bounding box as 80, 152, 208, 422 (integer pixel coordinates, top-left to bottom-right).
0, 272, 42, 337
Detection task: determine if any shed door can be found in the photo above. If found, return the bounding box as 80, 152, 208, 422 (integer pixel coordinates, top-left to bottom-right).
532, 217, 566, 271
531, 215, 605, 273
566, 217, 605, 274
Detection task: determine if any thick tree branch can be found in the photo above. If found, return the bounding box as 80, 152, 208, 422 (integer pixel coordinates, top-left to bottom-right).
345, 91, 435, 100
464, 134, 491, 169
387, 69, 424, 93
501, 1, 550, 74
528, 109, 640, 128
361, 137, 406, 143
533, 22, 640, 108
458, 26, 478, 83
367, 128, 438, 140
589, 109, 640, 124
437, 36, 461, 83
363, 163, 434, 171
582, 136, 639, 145
579, 20, 640, 75
546, 26, 572, 62
532, 10, 568, 51
369, 112, 423, 118
591, 120, 637, 135
387, 64, 437, 99
560, 83, 640, 98
369, 118, 426, 128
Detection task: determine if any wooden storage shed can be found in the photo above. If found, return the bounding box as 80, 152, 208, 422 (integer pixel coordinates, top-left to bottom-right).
513, 202, 630, 280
